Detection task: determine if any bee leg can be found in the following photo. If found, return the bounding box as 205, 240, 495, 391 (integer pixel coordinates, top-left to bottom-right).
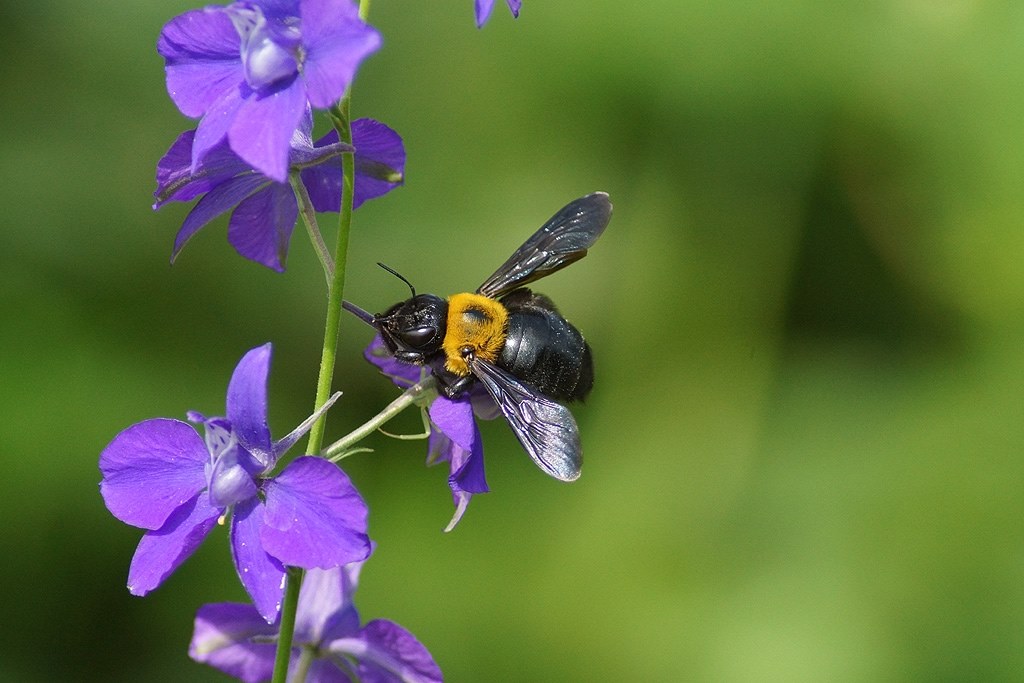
428, 357, 475, 399
439, 374, 476, 399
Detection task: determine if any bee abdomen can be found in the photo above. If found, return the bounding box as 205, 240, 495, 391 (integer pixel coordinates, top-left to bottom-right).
499, 307, 593, 402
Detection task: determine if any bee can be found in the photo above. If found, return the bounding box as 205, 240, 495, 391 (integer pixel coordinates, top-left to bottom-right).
344, 192, 612, 482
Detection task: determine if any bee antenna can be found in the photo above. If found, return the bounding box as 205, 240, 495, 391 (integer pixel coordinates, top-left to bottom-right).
377, 262, 417, 298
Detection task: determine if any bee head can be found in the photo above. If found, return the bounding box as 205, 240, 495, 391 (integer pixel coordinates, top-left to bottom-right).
375, 293, 448, 363
373, 263, 447, 363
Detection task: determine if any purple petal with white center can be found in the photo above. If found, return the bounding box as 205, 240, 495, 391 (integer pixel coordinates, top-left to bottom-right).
228, 181, 298, 272
232, 5, 299, 91
127, 492, 221, 595
228, 75, 307, 182
159, 8, 243, 118
173, 172, 270, 263
99, 418, 209, 530
192, 83, 247, 173
300, 0, 381, 108
329, 620, 442, 683
189, 602, 277, 683
207, 441, 259, 509
232, 497, 287, 623
261, 456, 371, 569
295, 566, 361, 646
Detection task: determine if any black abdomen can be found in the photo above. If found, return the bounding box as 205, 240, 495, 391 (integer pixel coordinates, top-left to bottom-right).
497, 289, 593, 402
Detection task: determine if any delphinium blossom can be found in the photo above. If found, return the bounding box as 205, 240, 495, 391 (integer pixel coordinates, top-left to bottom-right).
99, 343, 371, 622
159, 0, 381, 181
190, 557, 442, 682
154, 113, 404, 271
364, 337, 493, 532
475, 0, 521, 27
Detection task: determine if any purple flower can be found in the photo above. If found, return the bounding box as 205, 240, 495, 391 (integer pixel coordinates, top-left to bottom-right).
475, 0, 521, 27
154, 113, 404, 272
99, 343, 371, 622
159, 0, 381, 181
190, 557, 443, 683
365, 337, 492, 532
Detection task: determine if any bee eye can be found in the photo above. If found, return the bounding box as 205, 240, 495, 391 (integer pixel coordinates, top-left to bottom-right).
400, 325, 438, 349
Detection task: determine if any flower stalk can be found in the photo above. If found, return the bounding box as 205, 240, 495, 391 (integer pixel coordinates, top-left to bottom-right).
324, 376, 438, 461
276, 0, 372, 675
290, 173, 334, 284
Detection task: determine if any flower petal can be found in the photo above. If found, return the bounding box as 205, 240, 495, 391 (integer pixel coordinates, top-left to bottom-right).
159, 8, 243, 118
428, 396, 475, 454
231, 497, 287, 623
299, 132, 343, 213
228, 76, 307, 182
431, 406, 488, 533
261, 456, 370, 569
226, 344, 273, 460
306, 661, 351, 682
365, 336, 422, 387
351, 118, 405, 209
227, 181, 298, 272
192, 82, 248, 172
190, 602, 277, 683
447, 419, 488, 496
155, 131, 257, 209
507, 0, 523, 18
99, 418, 209, 530
207, 442, 259, 509
475, 0, 495, 27
127, 492, 221, 595
172, 172, 270, 263
300, 0, 381, 108
295, 566, 361, 646
328, 619, 443, 683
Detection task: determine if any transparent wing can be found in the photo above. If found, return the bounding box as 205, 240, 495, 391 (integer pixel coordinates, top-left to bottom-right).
476, 192, 612, 298
470, 358, 582, 482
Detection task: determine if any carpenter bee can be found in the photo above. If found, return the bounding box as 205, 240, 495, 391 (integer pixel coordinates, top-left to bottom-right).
344, 192, 612, 482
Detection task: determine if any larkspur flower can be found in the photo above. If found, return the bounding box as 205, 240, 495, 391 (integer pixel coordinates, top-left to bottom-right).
365, 337, 493, 532
159, 0, 381, 181
99, 343, 371, 622
190, 557, 443, 683
475, 0, 521, 27
154, 112, 404, 271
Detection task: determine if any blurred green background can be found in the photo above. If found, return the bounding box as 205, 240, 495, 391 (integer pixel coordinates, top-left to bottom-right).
3, 0, 1023, 680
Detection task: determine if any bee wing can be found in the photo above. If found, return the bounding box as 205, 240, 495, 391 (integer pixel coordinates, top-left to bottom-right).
476, 192, 612, 298
469, 357, 582, 482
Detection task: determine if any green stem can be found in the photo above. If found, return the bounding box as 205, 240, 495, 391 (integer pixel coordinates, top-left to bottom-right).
322, 376, 437, 460
291, 173, 335, 285
271, 566, 303, 683
292, 647, 315, 683
273, 112, 353, 683
273, 2, 372, 679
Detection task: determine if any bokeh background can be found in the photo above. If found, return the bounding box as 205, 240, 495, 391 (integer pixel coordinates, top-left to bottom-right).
3, 1, 1023, 680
